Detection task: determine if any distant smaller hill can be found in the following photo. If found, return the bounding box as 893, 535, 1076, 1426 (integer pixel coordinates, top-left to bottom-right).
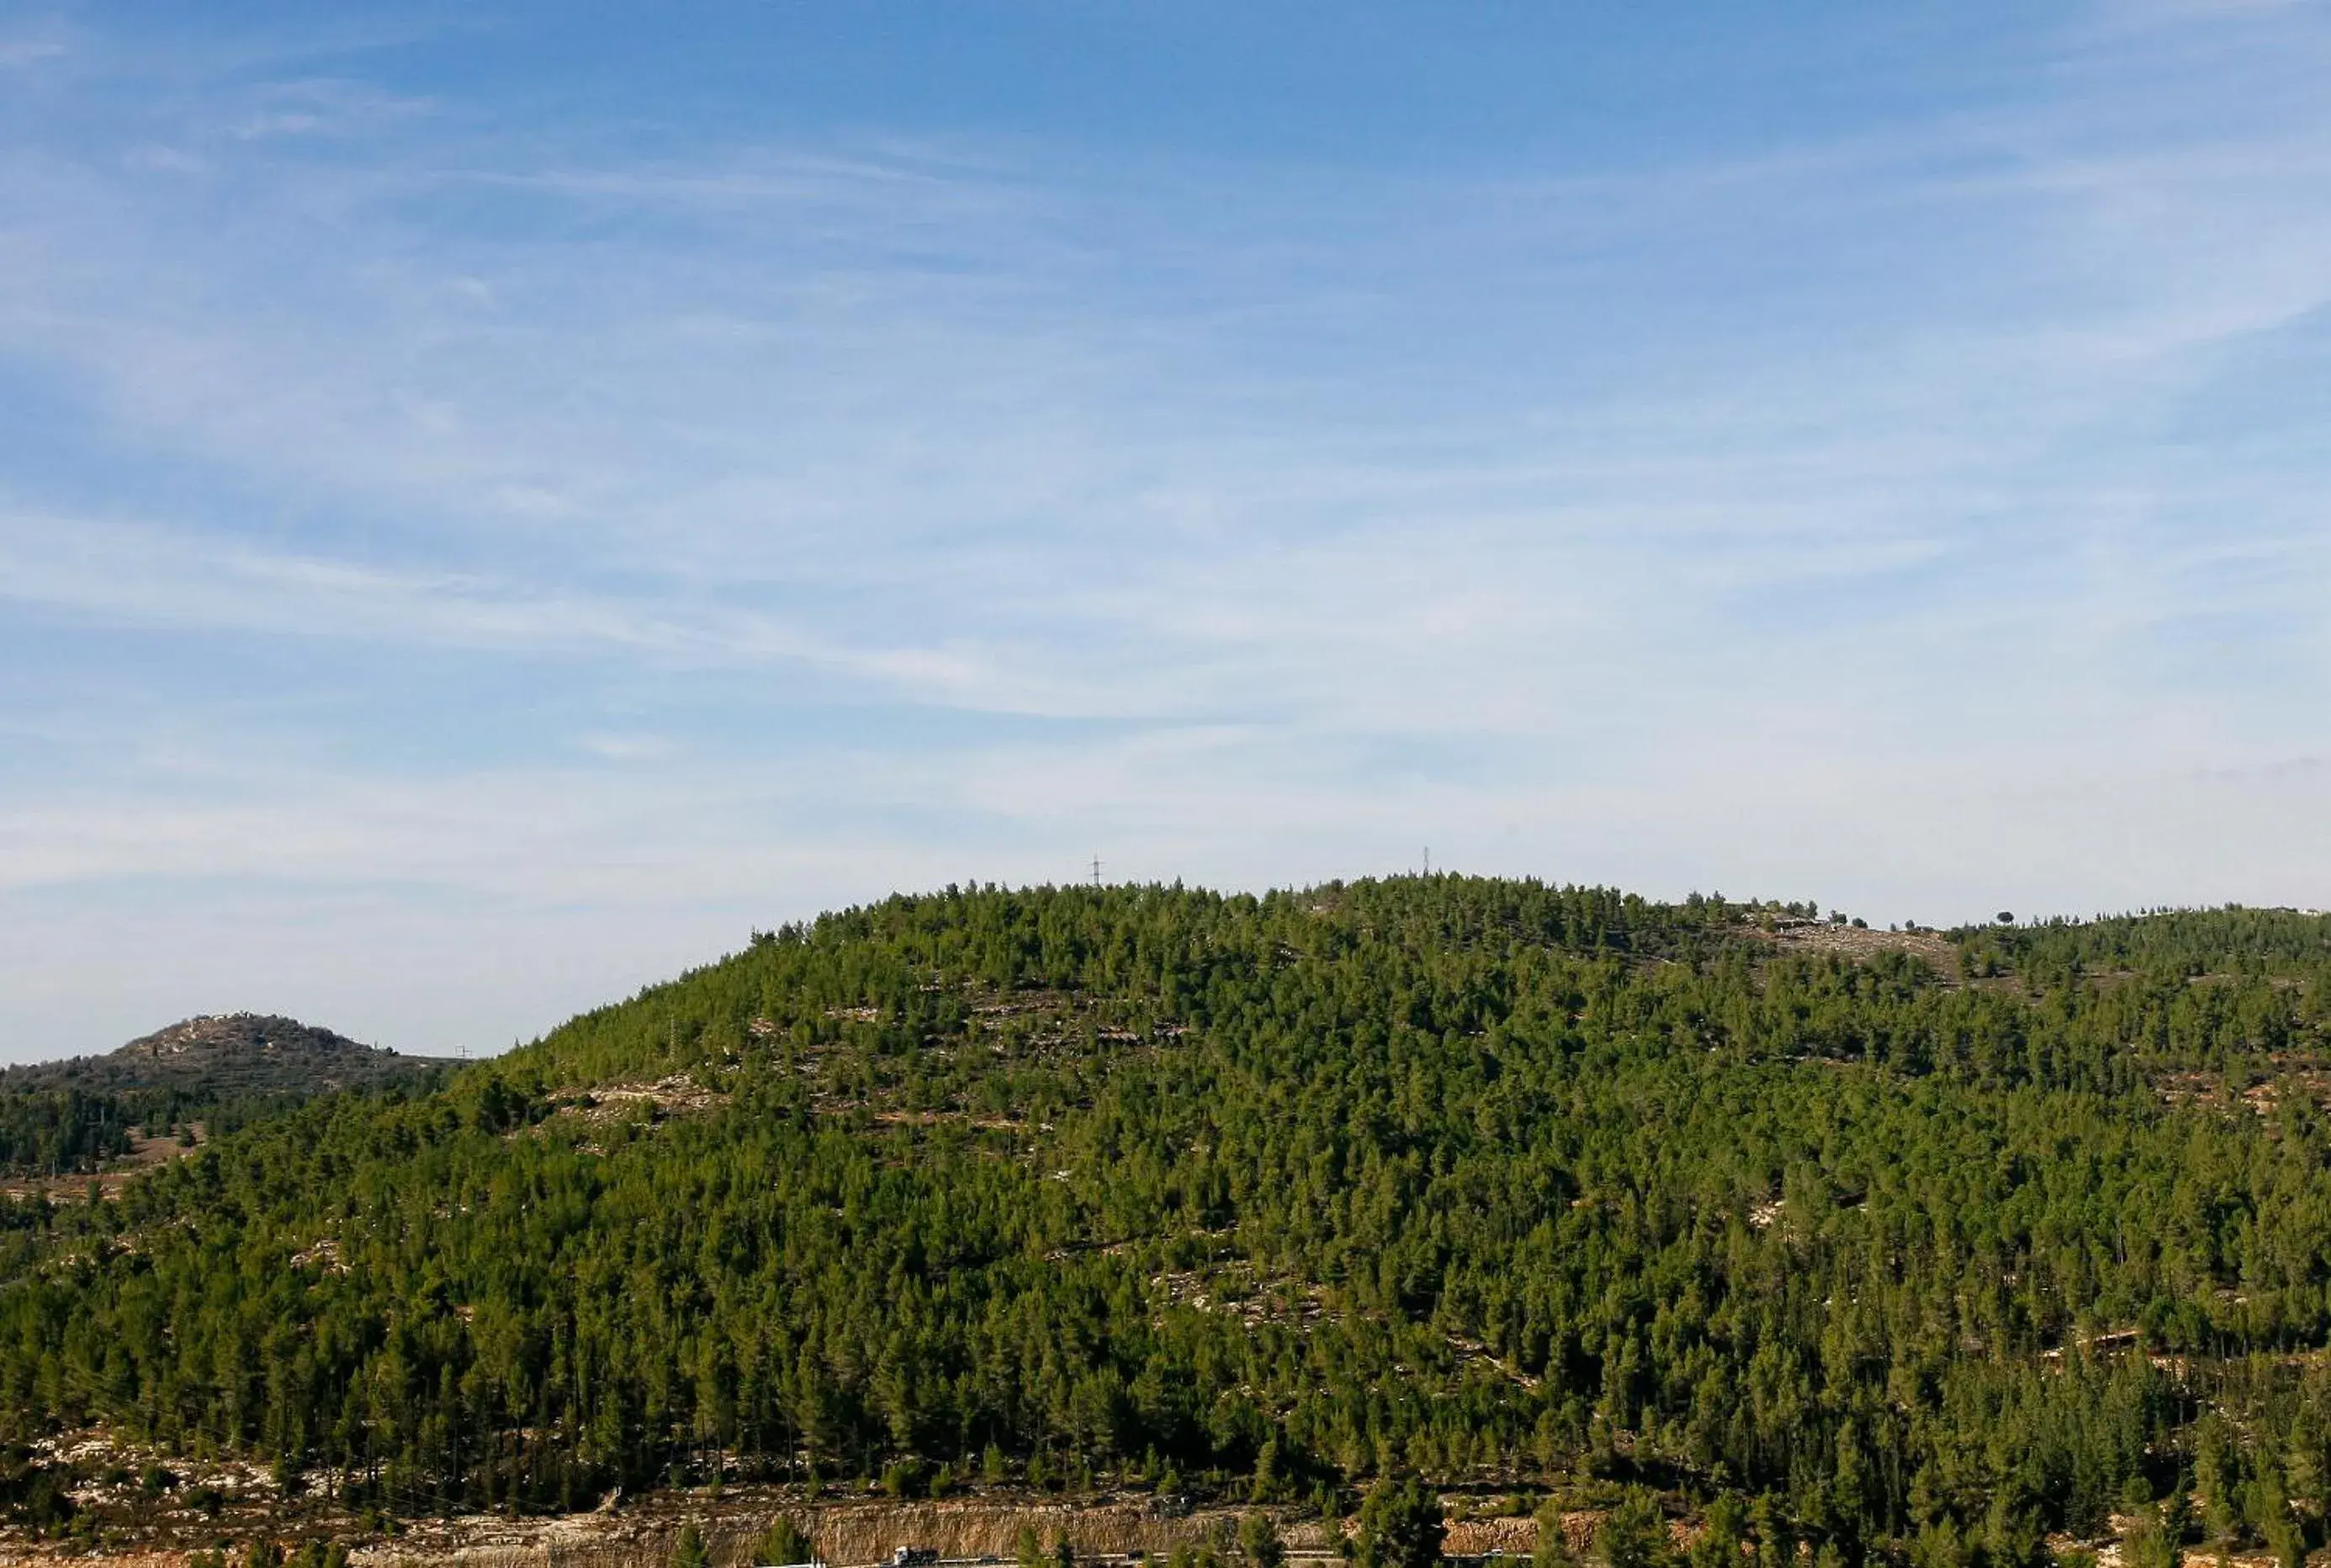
0, 1013, 454, 1099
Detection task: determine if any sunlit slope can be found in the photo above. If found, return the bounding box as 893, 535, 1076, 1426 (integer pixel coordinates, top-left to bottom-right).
4, 881, 2330, 1555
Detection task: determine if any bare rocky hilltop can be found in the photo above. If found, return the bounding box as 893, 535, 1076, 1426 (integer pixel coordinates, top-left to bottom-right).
0, 1011, 453, 1098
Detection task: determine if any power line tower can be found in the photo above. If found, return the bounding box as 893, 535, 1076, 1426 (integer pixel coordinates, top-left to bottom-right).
1091, 855, 1103, 888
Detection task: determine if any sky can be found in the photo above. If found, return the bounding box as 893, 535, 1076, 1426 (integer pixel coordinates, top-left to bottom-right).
3, 1, 2329, 1060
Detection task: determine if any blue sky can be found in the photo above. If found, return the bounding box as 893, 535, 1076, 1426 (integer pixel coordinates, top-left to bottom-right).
3, 1, 2329, 1059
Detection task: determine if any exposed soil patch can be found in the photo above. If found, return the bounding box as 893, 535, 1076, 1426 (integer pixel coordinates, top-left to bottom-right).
2154, 1057, 2331, 1120
544, 1078, 727, 1126
871, 1110, 1024, 1131
1743, 919, 1958, 971
0, 1124, 204, 1205
0, 1482, 1338, 1568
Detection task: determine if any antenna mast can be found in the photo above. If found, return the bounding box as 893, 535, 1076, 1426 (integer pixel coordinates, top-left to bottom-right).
1091, 855, 1103, 888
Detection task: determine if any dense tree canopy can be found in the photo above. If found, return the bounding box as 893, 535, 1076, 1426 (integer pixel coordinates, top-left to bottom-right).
4, 880, 2331, 1565
0, 1090, 134, 1177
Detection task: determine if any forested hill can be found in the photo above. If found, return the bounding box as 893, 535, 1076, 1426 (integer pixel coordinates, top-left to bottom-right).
8, 881, 2331, 1565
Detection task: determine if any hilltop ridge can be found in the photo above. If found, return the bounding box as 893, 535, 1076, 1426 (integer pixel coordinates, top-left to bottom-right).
4, 879, 2331, 1565
0, 1011, 455, 1184
0, 1010, 450, 1098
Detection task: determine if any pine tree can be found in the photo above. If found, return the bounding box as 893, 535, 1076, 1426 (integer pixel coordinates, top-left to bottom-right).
1600, 1490, 1668, 1568
1356, 1480, 1446, 1568
755, 1517, 815, 1566
1242, 1513, 1287, 1568
1538, 1502, 1577, 1568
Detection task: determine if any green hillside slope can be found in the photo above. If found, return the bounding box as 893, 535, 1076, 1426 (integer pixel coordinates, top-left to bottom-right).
6, 881, 2331, 1562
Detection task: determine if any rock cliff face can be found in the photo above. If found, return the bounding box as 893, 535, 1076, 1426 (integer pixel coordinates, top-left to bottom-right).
1, 1012, 452, 1095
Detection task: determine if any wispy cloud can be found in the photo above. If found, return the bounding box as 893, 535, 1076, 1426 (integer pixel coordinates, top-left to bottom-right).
0, 40, 64, 68
3, 3, 2330, 1055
